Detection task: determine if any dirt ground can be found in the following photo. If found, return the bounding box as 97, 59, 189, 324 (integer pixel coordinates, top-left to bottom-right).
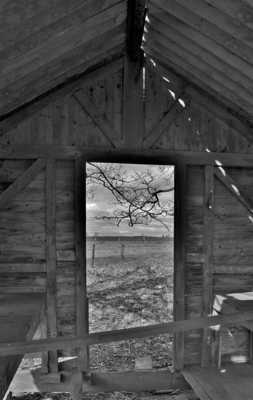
87, 237, 174, 371
11, 237, 197, 399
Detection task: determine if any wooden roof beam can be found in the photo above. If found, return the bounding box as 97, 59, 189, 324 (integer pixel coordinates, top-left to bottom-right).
126, 0, 147, 61
0, 23, 125, 117
146, 32, 253, 111
145, 56, 253, 144
155, 0, 253, 47
150, 0, 253, 66
149, 3, 253, 82
203, 0, 253, 31
144, 44, 253, 124
149, 11, 253, 94
0, 56, 123, 137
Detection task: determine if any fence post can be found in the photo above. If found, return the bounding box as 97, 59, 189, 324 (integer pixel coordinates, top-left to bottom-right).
121, 243, 125, 259
92, 243, 96, 267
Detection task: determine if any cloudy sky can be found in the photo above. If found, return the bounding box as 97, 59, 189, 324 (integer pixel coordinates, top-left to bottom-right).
86, 163, 174, 237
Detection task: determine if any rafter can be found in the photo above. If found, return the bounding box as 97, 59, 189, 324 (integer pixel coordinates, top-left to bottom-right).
158, 0, 253, 47
0, 57, 123, 137
151, 0, 253, 66
146, 55, 253, 144
145, 47, 253, 126
0, 0, 126, 117
145, 39, 253, 116
148, 13, 253, 98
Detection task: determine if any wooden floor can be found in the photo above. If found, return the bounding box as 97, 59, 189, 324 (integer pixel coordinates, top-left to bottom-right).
0, 293, 44, 399
183, 364, 253, 400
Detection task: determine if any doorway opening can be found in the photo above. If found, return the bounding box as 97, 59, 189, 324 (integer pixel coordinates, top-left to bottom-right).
86, 162, 174, 371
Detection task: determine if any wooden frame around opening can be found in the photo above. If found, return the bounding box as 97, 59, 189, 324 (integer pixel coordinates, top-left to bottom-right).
82, 153, 177, 371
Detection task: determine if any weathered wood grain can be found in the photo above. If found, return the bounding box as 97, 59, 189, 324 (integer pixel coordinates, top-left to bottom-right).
123, 55, 145, 148
201, 165, 214, 366
143, 91, 187, 148
1, 311, 253, 356
174, 162, 186, 370
46, 159, 58, 372
148, 13, 253, 97
0, 159, 45, 209
75, 159, 89, 371
73, 91, 117, 148
151, 0, 253, 66
145, 39, 253, 117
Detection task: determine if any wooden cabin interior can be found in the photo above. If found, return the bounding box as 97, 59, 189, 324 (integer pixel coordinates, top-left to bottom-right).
1, 1, 253, 399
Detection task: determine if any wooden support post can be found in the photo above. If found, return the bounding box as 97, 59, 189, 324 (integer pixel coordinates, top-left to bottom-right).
40, 317, 49, 374
46, 159, 58, 373
249, 331, 253, 363
75, 159, 89, 372
174, 162, 186, 371
123, 56, 145, 148
201, 165, 214, 367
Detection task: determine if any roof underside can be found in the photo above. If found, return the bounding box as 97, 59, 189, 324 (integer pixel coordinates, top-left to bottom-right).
1, 0, 253, 127
144, 0, 253, 125
0, 0, 127, 117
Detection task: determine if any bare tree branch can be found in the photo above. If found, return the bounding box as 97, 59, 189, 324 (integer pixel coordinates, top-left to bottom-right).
86, 162, 174, 232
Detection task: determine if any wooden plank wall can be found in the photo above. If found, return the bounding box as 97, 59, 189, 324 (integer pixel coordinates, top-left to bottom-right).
1, 61, 253, 369
0, 161, 46, 291
212, 168, 253, 363
0, 70, 124, 148
184, 166, 204, 366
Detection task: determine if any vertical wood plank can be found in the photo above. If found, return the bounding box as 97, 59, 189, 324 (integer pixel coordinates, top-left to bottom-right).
201, 165, 214, 367
46, 159, 58, 373
123, 56, 145, 148
75, 158, 89, 372
173, 162, 186, 370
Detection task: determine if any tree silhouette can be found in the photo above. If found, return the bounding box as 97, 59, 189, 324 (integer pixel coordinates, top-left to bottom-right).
86, 162, 174, 232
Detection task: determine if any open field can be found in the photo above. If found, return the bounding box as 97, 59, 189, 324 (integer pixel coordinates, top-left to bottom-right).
87, 237, 174, 371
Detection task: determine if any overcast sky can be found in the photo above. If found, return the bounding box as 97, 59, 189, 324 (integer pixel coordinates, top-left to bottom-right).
86, 163, 174, 237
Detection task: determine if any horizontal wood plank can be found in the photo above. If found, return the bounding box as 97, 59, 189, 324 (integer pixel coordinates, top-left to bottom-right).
2, 146, 253, 166
83, 369, 187, 392
1, 311, 253, 356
